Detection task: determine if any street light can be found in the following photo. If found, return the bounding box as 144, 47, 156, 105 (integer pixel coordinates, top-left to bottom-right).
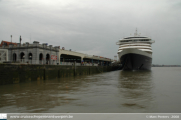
10, 35, 12, 43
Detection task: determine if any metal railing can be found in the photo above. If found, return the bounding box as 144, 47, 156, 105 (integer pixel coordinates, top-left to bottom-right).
1, 59, 100, 66
59, 62, 98, 66
14, 59, 35, 64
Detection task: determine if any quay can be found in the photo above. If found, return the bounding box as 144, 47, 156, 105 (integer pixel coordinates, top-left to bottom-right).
0, 40, 118, 85
0, 64, 118, 85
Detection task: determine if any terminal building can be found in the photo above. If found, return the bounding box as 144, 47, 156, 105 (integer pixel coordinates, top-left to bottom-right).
0, 40, 112, 65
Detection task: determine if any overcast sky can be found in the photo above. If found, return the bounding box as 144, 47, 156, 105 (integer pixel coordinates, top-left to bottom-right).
0, 0, 181, 65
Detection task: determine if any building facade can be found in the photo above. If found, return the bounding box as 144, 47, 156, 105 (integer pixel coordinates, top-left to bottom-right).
0, 49, 8, 63
0, 40, 112, 65
6, 41, 59, 65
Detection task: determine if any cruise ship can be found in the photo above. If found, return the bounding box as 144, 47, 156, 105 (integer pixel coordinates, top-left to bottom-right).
116, 30, 155, 70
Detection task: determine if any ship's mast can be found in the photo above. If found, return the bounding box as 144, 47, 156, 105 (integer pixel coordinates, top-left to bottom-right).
134, 28, 138, 37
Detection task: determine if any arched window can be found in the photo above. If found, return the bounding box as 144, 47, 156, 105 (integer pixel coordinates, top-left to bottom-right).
46, 54, 50, 64
39, 53, 43, 60
20, 52, 25, 59
29, 53, 32, 60
13, 53, 17, 61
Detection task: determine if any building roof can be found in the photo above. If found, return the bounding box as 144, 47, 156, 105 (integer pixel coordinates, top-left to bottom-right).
0, 40, 17, 47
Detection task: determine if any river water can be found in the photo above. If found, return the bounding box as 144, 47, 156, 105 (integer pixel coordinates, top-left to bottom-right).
0, 67, 181, 113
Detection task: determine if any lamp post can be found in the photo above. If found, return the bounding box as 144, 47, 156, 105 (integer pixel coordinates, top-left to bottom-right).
10, 35, 12, 43
10, 35, 12, 62
20, 36, 22, 45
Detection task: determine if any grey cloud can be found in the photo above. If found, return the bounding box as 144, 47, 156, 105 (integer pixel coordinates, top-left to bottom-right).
0, 0, 181, 65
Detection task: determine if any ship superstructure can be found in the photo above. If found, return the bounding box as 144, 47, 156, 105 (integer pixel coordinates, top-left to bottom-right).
116, 30, 155, 70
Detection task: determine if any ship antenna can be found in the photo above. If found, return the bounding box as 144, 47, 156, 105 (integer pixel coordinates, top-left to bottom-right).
134, 28, 138, 37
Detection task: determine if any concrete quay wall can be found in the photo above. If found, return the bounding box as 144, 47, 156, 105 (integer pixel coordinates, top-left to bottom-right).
0, 64, 117, 85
